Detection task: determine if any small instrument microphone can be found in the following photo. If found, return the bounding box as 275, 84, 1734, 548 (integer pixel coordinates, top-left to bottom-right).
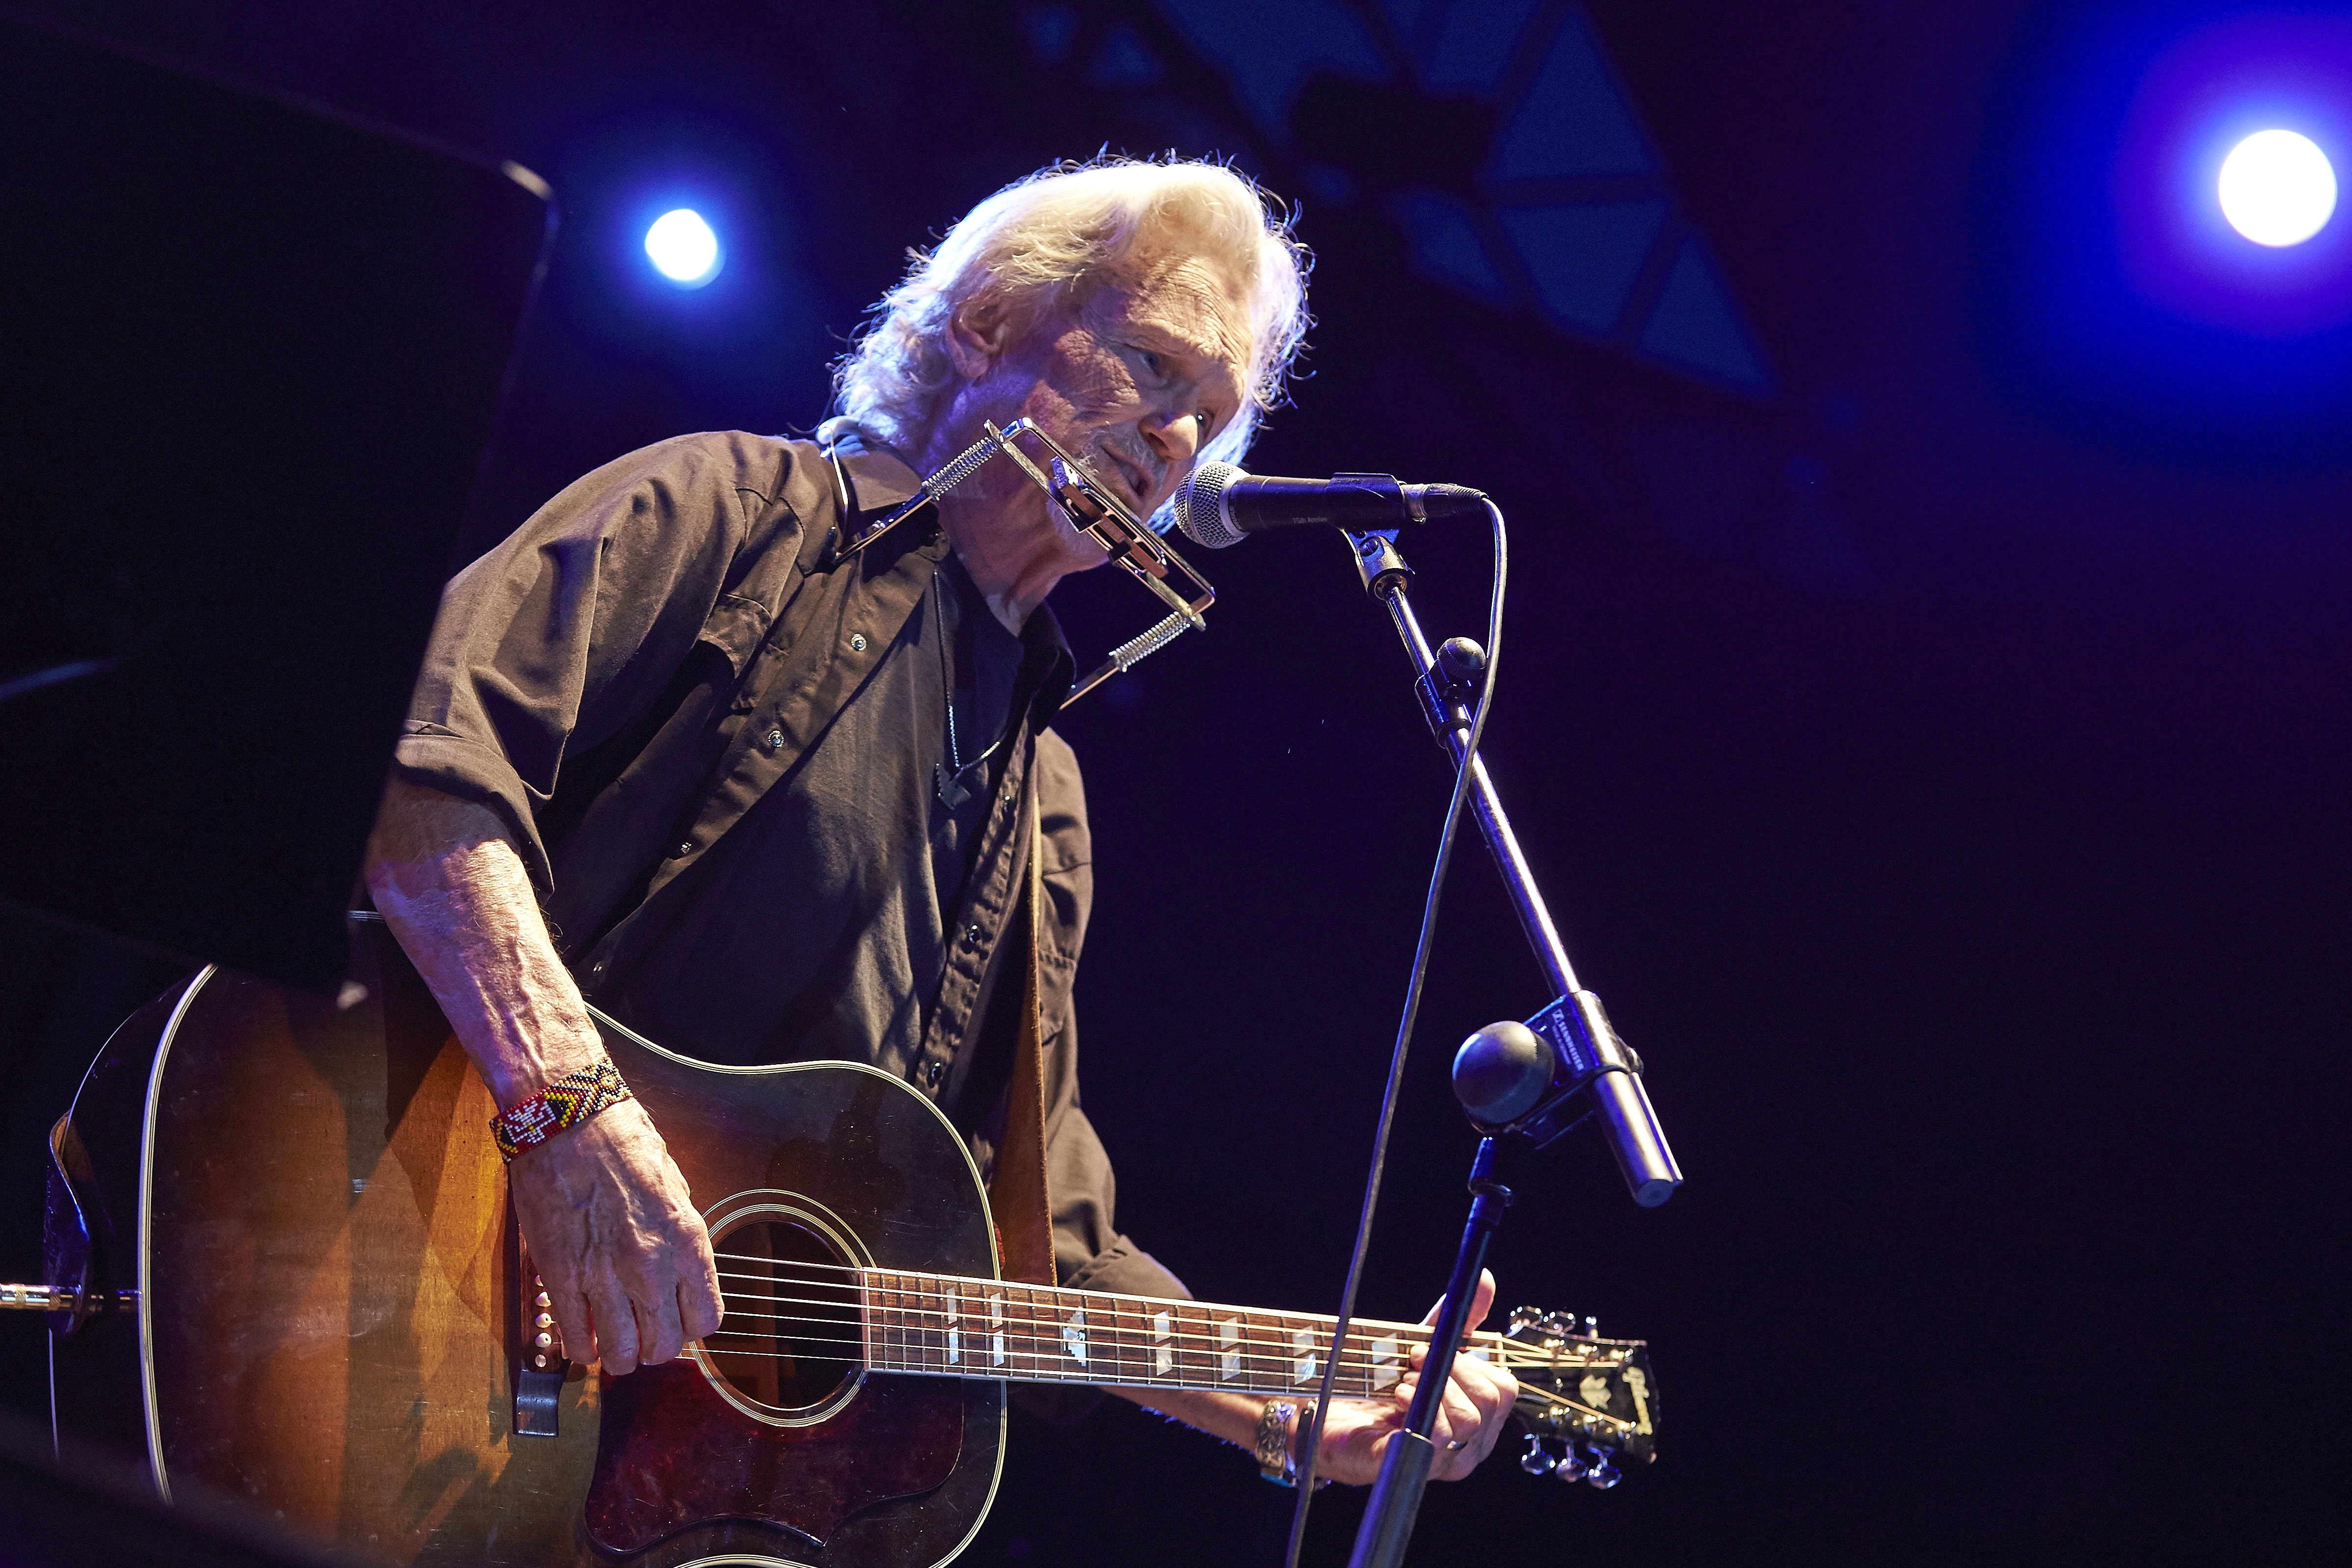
1172, 461, 1487, 549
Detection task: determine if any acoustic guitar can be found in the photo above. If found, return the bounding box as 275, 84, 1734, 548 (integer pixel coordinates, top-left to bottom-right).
28, 916, 1658, 1567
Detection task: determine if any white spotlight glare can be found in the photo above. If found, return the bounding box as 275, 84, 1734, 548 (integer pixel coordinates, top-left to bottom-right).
645, 209, 721, 284
2218, 130, 2337, 247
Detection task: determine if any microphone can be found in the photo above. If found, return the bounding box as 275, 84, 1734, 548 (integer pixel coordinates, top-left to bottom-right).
1172, 461, 1487, 549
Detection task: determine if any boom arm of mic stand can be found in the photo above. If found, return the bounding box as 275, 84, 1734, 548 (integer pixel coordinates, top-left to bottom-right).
1332, 528, 1679, 1568
1343, 530, 1683, 1207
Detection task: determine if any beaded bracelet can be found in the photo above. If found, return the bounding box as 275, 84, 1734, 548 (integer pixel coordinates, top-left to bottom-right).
490, 1056, 634, 1162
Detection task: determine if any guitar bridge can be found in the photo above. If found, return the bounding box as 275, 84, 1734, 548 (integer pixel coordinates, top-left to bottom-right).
514, 1235, 570, 1438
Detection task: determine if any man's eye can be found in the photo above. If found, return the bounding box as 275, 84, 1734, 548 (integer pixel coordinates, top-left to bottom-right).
1135, 348, 1164, 377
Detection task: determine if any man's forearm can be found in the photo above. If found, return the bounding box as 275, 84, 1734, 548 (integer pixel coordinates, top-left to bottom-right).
360, 775, 723, 1376
363, 776, 602, 1107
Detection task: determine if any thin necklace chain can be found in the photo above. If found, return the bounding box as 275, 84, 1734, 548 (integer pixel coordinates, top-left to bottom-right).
935, 564, 1010, 797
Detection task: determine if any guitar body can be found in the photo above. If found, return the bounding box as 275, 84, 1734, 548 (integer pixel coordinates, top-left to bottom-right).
52, 917, 1005, 1568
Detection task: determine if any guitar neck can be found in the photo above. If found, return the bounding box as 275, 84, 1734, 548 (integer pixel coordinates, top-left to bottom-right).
855, 1269, 1484, 1400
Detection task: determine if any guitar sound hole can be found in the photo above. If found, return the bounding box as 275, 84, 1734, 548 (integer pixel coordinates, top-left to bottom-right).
708, 1216, 860, 1416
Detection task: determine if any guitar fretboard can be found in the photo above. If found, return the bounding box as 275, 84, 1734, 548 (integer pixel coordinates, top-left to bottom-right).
856, 1270, 1474, 1398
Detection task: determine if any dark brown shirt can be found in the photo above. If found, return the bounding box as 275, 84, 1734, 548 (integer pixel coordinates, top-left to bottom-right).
391, 428, 1185, 1315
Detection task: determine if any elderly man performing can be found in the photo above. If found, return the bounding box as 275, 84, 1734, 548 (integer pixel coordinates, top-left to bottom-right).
365, 156, 1517, 1493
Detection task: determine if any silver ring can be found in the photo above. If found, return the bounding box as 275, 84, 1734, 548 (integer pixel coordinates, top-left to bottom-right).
1444, 1439, 1466, 1451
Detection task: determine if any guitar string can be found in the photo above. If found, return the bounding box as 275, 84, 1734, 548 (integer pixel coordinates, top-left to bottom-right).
714, 1274, 1444, 1339
690, 1325, 1407, 1371
688, 1304, 1559, 1377
703, 1255, 1503, 1353
682, 1335, 1467, 1382
700, 1310, 1468, 1375
703, 1279, 1530, 1366
686, 1331, 1449, 1383
697, 1256, 1582, 1368
698, 1303, 1477, 1371
684, 1341, 1566, 1387
699, 1290, 1528, 1360
703, 1288, 1496, 1366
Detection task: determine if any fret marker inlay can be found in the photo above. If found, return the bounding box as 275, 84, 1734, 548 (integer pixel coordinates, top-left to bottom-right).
1063, 1309, 1088, 1364
1370, 1336, 1401, 1389
989, 1293, 1006, 1367
1292, 1326, 1317, 1384
1217, 1317, 1240, 1382
1152, 1310, 1173, 1376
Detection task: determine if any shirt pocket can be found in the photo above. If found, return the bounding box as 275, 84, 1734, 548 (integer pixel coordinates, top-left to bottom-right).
698, 592, 774, 676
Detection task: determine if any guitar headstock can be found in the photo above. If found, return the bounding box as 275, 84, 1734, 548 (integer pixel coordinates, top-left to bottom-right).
1488, 1305, 1660, 1488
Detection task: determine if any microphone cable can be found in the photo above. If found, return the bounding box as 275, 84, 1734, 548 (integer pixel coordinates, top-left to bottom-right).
1281, 498, 1508, 1565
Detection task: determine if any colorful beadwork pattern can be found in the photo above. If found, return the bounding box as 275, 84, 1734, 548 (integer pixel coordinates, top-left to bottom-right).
491, 1057, 634, 1162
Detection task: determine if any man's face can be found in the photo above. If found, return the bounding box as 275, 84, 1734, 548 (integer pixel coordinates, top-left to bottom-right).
927, 249, 1251, 575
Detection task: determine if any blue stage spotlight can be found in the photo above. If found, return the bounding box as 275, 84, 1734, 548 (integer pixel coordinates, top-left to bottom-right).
2218, 130, 2337, 246
645, 209, 721, 285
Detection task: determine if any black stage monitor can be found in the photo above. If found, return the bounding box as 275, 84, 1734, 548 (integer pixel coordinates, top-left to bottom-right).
0, 16, 554, 994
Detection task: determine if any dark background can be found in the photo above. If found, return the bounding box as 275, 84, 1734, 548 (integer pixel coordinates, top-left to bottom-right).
2, 1, 2346, 1564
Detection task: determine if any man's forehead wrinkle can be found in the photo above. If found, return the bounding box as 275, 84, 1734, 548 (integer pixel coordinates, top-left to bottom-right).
1082, 262, 1251, 401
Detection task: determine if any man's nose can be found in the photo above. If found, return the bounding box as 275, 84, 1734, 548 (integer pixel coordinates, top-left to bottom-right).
1144, 405, 1202, 473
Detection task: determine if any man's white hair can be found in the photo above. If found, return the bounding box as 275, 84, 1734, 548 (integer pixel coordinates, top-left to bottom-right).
831, 155, 1311, 480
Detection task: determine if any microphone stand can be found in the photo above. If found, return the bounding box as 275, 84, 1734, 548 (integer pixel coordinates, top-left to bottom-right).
1338, 528, 1682, 1568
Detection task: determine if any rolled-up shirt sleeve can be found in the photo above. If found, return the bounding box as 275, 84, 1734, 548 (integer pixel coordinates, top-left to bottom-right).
393, 432, 777, 891
1046, 1047, 1188, 1302
1023, 1005, 1190, 1421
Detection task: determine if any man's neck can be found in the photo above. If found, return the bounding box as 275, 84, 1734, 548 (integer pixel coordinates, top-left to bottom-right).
944, 522, 1066, 636
886, 414, 1095, 636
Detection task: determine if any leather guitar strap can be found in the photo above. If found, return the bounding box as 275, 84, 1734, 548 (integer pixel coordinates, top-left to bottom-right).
988, 792, 1057, 1287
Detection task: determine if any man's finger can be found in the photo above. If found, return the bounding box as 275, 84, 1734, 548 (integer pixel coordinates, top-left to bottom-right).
634, 1283, 686, 1367
1435, 1378, 1482, 1455
1417, 1268, 1502, 1334
679, 1222, 724, 1339
543, 1276, 595, 1369
680, 1274, 722, 1343
592, 1275, 641, 1376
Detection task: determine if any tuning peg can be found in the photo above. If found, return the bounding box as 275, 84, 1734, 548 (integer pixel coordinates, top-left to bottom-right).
1581, 1315, 1599, 1338
1552, 1442, 1588, 1483
1519, 1433, 1557, 1475
1583, 1445, 1621, 1490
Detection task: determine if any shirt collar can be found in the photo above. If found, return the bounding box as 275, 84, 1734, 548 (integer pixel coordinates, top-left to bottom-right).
819, 421, 926, 534
1020, 600, 1075, 731
823, 418, 1074, 729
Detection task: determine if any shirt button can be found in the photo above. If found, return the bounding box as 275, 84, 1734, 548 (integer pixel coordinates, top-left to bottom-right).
673, 841, 692, 858
925, 1060, 945, 1088
849, 632, 868, 653
763, 727, 784, 751
964, 924, 981, 945
588, 959, 606, 980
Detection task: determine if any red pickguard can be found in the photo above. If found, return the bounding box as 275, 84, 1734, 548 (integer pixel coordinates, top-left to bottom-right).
587, 1358, 964, 1554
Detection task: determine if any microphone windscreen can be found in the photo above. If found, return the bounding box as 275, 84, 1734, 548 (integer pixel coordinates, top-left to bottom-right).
1172, 461, 1248, 549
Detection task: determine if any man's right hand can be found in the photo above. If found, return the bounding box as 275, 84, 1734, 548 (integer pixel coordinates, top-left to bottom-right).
365, 777, 724, 1374
509, 1096, 723, 1375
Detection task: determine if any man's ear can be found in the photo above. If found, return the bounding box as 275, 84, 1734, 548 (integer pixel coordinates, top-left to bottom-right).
945, 297, 1013, 381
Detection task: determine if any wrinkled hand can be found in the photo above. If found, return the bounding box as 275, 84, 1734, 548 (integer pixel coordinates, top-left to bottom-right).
507, 1099, 724, 1376
1309, 1269, 1520, 1485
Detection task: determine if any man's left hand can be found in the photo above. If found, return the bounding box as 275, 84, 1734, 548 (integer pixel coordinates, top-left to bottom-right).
1306, 1268, 1519, 1485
